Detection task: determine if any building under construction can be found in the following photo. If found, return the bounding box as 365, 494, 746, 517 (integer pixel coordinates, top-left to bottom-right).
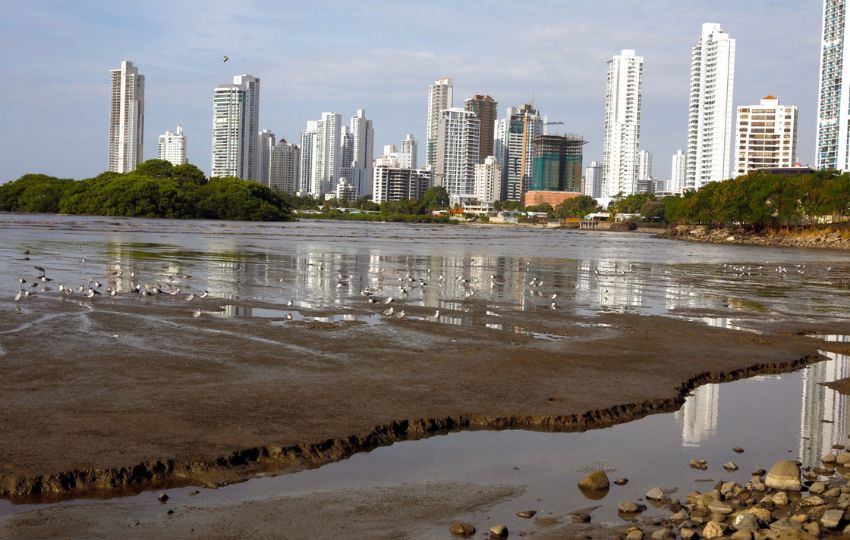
529, 134, 586, 193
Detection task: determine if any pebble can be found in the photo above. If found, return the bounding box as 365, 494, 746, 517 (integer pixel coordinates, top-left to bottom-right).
619, 501, 645, 514
189, 490, 200, 496
157, 493, 169, 503
578, 470, 610, 491
730, 530, 752, 540
823, 453, 837, 464
166, 509, 174, 515
740, 506, 771, 522
772, 491, 789, 506
570, 513, 590, 523
651, 528, 674, 540
720, 481, 738, 495
825, 487, 842, 497
803, 522, 820, 536
702, 520, 725, 539
732, 512, 759, 531
751, 468, 766, 477
614, 478, 629, 486
646, 486, 665, 500
516, 510, 536, 519
670, 510, 689, 522
733, 447, 745, 454
625, 527, 644, 540
765, 460, 801, 491
449, 523, 476, 537
534, 517, 559, 527
489, 524, 508, 539
823, 508, 847, 529
800, 495, 825, 507
837, 453, 850, 465
723, 462, 738, 471
707, 501, 733, 515
689, 459, 708, 471
809, 481, 826, 494
679, 527, 696, 540
770, 517, 803, 533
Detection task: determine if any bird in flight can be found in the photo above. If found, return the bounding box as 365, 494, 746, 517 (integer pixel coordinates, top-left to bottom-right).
222, 55, 230, 63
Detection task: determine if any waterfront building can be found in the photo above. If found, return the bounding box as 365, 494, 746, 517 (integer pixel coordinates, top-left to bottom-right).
817, 0, 850, 170
474, 156, 501, 204
426, 78, 453, 167
269, 139, 300, 194
498, 104, 544, 201
602, 49, 643, 198
400, 134, 417, 169
584, 161, 602, 198
298, 121, 317, 194
530, 134, 585, 193
157, 125, 186, 166
335, 178, 356, 203
434, 108, 480, 204
372, 153, 433, 203
211, 74, 260, 180
638, 149, 652, 182
258, 129, 275, 185
108, 60, 145, 173
310, 112, 342, 197
735, 96, 798, 176
464, 95, 498, 162
670, 150, 686, 194
348, 109, 375, 198
686, 23, 736, 189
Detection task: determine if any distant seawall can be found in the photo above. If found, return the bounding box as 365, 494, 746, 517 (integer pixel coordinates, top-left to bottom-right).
659, 224, 850, 250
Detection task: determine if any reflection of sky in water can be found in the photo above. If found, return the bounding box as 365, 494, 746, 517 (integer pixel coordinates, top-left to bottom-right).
6, 217, 850, 332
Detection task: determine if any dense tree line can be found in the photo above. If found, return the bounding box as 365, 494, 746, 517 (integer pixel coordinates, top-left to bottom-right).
0, 160, 293, 221
663, 171, 850, 229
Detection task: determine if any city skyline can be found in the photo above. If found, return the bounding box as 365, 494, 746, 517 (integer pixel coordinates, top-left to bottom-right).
0, 2, 821, 183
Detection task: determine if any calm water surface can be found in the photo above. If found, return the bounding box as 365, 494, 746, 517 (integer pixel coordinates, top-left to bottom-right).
2, 214, 850, 532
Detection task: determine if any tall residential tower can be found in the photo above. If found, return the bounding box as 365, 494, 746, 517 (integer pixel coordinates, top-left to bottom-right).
735, 96, 798, 176
158, 125, 186, 166
211, 74, 260, 180
816, 0, 850, 170
464, 94, 498, 162
108, 61, 145, 173
686, 23, 736, 189
601, 49, 643, 198
426, 78, 453, 167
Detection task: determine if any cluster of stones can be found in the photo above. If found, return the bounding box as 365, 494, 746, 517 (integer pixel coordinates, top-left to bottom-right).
615, 451, 850, 540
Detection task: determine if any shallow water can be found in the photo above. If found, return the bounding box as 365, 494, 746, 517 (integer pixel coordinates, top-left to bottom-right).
2, 215, 850, 532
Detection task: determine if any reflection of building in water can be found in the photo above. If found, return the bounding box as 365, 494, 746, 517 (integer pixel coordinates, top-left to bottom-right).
675, 383, 719, 447
799, 353, 850, 468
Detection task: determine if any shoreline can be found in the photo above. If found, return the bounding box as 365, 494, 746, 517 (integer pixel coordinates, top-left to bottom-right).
659, 224, 850, 250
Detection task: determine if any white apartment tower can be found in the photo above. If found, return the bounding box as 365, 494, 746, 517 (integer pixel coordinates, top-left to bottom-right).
211, 74, 260, 179
349, 109, 375, 198
735, 96, 798, 176
686, 23, 736, 190
400, 134, 417, 169
638, 150, 653, 181
584, 161, 602, 198
108, 61, 145, 173
434, 108, 480, 202
671, 150, 687, 194
258, 129, 275, 185
298, 121, 318, 194
426, 78, 454, 167
474, 156, 501, 204
816, 0, 850, 170
372, 152, 432, 203
496, 104, 544, 201
310, 112, 342, 197
157, 125, 186, 166
269, 139, 300, 194
602, 49, 643, 198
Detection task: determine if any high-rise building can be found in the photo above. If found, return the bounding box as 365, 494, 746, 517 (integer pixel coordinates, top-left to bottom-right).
735, 96, 798, 176
530, 134, 586, 192
349, 109, 375, 198
426, 78, 453, 167
400, 134, 417, 169
372, 152, 432, 203
298, 121, 317, 194
108, 60, 145, 173
464, 95, 498, 162
602, 49, 643, 198
339, 126, 354, 181
817, 0, 849, 170
686, 23, 736, 190
211, 74, 260, 180
157, 125, 186, 166
638, 149, 653, 181
474, 156, 501, 204
497, 104, 544, 201
434, 108, 480, 203
258, 129, 275, 185
310, 112, 342, 197
269, 139, 300, 194
671, 149, 687, 194
584, 161, 602, 198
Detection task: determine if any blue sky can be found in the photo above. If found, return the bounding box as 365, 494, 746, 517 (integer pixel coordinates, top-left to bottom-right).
0, 0, 822, 181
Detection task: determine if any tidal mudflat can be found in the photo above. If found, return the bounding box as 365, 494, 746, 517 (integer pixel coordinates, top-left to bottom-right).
1, 214, 849, 538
